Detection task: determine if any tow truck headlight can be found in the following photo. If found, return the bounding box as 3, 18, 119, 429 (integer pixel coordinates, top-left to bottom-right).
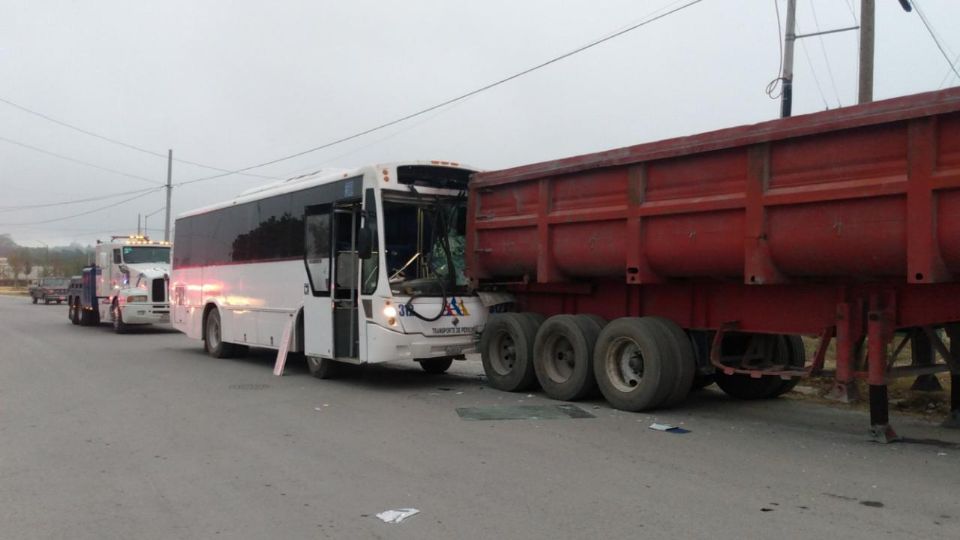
383, 305, 398, 326
126, 295, 148, 303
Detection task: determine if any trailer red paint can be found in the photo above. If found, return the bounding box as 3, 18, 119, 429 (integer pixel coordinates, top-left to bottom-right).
468, 88, 960, 441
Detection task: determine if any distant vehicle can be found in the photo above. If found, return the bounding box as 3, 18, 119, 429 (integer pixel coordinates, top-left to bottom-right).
68, 235, 172, 332
170, 162, 487, 377
29, 277, 69, 304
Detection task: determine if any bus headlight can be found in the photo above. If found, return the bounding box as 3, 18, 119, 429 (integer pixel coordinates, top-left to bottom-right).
383, 304, 398, 326
126, 295, 148, 303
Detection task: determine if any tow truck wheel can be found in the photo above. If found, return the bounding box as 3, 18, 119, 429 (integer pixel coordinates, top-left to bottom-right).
533, 315, 600, 401
480, 313, 539, 392
593, 317, 680, 411
111, 302, 129, 334
204, 308, 237, 358
419, 357, 454, 374
69, 301, 80, 325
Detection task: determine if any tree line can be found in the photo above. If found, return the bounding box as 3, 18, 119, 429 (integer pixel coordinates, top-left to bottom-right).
0, 234, 94, 283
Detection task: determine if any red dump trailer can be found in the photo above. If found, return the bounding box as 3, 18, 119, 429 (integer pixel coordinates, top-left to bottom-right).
467, 88, 960, 441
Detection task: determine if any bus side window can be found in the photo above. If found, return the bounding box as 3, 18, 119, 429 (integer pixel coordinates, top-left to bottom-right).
305, 212, 331, 294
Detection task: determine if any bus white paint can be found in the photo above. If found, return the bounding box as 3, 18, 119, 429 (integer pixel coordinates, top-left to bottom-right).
170, 162, 488, 376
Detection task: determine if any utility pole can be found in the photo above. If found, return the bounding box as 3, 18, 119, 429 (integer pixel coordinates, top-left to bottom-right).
164, 149, 173, 242
780, 0, 798, 117
858, 0, 875, 104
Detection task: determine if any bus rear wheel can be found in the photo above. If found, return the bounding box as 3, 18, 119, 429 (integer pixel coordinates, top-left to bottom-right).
204, 308, 239, 358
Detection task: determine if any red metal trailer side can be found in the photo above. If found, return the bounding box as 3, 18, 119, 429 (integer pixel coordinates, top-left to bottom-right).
467, 88, 960, 440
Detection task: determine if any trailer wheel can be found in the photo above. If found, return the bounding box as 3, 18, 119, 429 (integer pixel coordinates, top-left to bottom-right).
769, 335, 805, 397
580, 314, 608, 329
646, 317, 697, 407
480, 313, 539, 392
533, 315, 600, 401
307, 356, 346, 379
593, 317, 679, 411
419, 357, 454, 374
111, 302, 129, 334
204, 308, 237, 358
714, 334, 800, 400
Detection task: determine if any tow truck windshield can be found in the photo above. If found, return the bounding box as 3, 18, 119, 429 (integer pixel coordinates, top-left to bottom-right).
122, 246, 171, 264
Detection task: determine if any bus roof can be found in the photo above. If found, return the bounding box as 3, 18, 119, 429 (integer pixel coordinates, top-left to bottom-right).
175, 161, 477, 220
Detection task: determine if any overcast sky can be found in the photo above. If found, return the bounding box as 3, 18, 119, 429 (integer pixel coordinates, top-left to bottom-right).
1, 0, 958, 247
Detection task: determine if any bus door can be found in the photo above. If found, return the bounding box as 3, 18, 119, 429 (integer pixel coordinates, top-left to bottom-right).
331, 203, 361, 359
303, 204, 334, 358
302, 202, 361, 360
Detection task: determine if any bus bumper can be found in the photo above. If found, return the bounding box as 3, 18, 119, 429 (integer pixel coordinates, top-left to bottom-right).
365, 323, 480, 363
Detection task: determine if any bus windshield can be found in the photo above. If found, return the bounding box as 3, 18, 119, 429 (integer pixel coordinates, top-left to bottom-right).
383, 196, 467, 296
122, 246, 171, 264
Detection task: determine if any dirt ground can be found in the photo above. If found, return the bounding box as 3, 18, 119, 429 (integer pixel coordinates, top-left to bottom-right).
785, 337, 953, 420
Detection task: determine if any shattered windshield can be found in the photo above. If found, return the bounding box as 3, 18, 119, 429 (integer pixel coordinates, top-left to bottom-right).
383, 197, 467, 296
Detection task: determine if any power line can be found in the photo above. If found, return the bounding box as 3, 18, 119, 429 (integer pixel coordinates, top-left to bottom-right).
176, 0, 707, 187
0, 186, 159, 212
807, 0, 843, 108
0, 134, 163, 186
766, 0, 786, 100
912, 1, 960, 81
799, 39, 831, 109
0, 95, 278, 180
0, 187, 163, 227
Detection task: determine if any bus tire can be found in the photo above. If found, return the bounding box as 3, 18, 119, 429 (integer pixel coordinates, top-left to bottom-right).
112, 301, 129, 334
204, 308, 236, 358
480, 313, 538, 392
307, 356, 345, 379
593, 317, 679, 412
419, 357, 454, 374
646, 317, 697, 408
533, 315, 600, 401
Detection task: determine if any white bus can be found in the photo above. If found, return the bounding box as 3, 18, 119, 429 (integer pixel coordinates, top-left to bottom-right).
170, 162, 488, 377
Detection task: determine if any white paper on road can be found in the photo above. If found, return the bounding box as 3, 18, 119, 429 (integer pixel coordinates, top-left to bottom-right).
376, 508, 420, 524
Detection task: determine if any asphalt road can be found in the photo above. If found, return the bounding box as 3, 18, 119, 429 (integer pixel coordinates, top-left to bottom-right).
2, 294, 959, 540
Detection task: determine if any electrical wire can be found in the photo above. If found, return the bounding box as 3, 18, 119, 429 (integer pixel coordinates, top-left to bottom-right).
808, 0, 843, 108
0, 187, 164, 227
940, 50, 960, 88
0, 187, 159, 212
0, 134, 163, 186
766, 0, 786, 99
799, 39, 831, 109
175, 0, 707, 187
912, 1, 960, 81
0, 95, 278, 180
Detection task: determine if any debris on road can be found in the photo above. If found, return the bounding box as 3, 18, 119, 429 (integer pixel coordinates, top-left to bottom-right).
649, 423, 690, 434
376, 508, 419, 524
456, 404, 595, 421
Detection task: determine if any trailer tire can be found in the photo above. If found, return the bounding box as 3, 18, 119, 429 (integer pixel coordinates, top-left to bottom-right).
307, 356, 346, 379
204, 308, 237, 358
480, 313, 539, 392
111, 301, 129, 334
714, 335, 798, 400
580, 314, 608, 329
769, 335, 805, 397
593, 317, 679, 411
646, 317, 697, 407
533, 315, 600, 401
419, 357, 454, 374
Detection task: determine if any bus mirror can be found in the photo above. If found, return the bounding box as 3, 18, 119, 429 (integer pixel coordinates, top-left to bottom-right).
357, 227, 373, 259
